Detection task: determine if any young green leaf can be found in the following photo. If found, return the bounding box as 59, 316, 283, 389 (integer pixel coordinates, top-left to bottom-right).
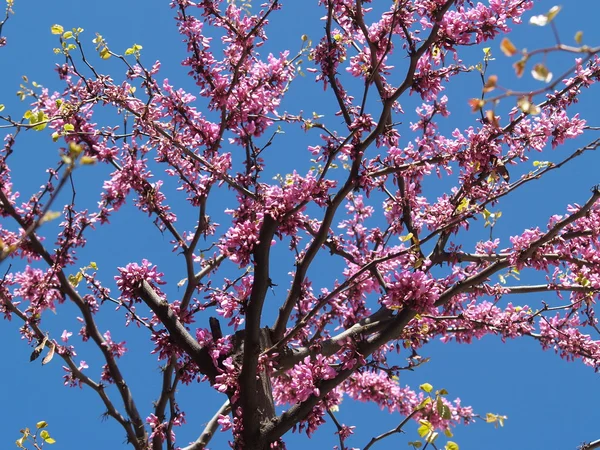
419, 383, 433, 393
400, 233, 414, 243
51, 24, 64, 35
41, 211, 61, 223
417, 420, 434, 438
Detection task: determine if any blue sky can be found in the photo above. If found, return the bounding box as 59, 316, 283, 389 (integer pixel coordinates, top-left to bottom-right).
1, 1, 600, 449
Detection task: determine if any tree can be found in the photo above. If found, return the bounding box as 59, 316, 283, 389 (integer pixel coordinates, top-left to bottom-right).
1, 0, 600, 449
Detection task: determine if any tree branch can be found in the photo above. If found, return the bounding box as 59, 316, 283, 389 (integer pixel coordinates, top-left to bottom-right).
240, 214, 278, 445
137, 280, 218, 381
181, 401, 231, 450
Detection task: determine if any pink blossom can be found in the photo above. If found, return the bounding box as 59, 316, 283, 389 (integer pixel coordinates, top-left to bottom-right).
61, 330, 73, 343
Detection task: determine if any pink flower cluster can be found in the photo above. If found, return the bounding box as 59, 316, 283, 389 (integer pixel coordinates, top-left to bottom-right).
273, 355, 337, 405
146, 411, 186, 443
114, 259, 166, 303
382, 269, 440, 313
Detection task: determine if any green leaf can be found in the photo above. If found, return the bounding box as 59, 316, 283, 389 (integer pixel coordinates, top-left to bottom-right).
68, 142, 83, 155
63, 123, 75, 132
517, 97, 541, 115
440, 403, 452, 420
445, 441, 459, 450
485, 413, 508, 428
89, 261, 98, 270
400, 233, 414, 243
40, 430, 49, 439
482, 47, 494, 62
417, 420, 433, 438
25, 110, 49, 131
456, 197, 470, 213
533, 160, 552, 168
32, 122, 47, 131
437, 396, 444, 412
575, 31, 583, 44
417, 397, 432, 409
62, 31, 73, 39
125, 43, 142, 56
51, 24, 64, 35
68, 271, 83, 287
0, 104, 4, 112
426, 432, 439, 444
420, 382, 433, 393
546, 5, 561, 21
80, 156, 97, 165
41, 211, 61, 224
531, 63, 552, 83
99, 48, 111, 59
36, 421, 48, 429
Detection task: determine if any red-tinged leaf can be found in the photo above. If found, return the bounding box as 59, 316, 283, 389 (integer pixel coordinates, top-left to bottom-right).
483, 75, 498, 93
485, 110, 500, 128
468, 98, 485, 112
513, 59, 526, 77
500, 38, 517, 57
